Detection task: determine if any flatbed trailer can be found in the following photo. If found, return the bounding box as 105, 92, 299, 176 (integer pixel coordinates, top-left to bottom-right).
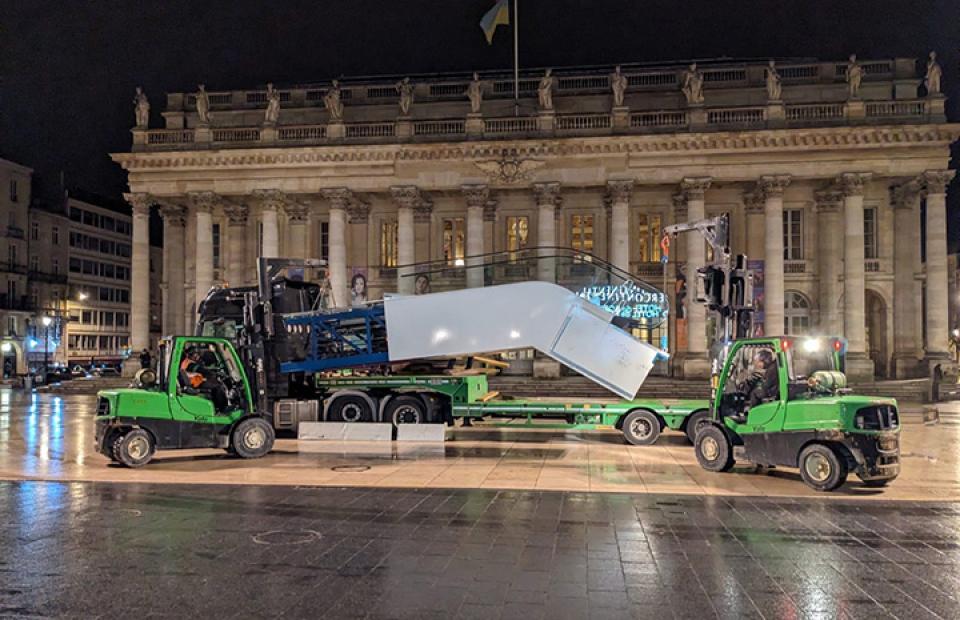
313, 374, 711, 445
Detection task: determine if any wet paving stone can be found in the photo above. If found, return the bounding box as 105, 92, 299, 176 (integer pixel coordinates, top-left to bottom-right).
0, 482, 959, 618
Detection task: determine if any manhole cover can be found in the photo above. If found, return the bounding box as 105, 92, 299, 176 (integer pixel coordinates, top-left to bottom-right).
331, 465, 371, 473
252, 530, 322, 546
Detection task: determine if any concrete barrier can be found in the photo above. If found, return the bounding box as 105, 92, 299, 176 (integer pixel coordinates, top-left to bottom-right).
396, 424, 448, 442
298, 422, 393, 441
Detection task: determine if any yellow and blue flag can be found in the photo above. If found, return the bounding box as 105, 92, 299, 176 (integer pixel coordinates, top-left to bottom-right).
480, 0, 509, 45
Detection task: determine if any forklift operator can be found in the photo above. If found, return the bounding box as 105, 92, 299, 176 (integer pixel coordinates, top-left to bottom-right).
745, 349, 779, 408
180, 347, 229, 412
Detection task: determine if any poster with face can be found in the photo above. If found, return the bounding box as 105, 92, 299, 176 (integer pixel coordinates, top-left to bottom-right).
414, 273, 431, 295
350, 270, 368, 307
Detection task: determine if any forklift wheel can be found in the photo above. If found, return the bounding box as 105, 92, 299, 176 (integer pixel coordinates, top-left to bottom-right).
231, 418, 275, 459
621, 410, 661, 446
695, 426, 734, 472
684, 411, 710, 444
111, 429, 156, 468
798, 444, 848, 492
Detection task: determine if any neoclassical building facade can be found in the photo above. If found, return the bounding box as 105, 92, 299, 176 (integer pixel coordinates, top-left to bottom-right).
113, 56, 958, 378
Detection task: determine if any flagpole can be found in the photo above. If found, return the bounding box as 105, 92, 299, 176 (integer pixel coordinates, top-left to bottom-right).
513, 0, 519, 116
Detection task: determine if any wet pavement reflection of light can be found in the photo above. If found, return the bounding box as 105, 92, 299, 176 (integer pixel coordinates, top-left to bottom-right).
1, 390, 960, 501
1, 481, 960, 618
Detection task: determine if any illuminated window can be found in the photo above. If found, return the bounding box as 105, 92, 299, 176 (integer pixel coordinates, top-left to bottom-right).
506, 216, 529, 258
783, 209, 803, 260
319, 222, 329, 261
442, 218, 465, 266
637, 214, 662, 262
863, 207, 878, 260
785, 291, 811, 335
570, 214, 594, 257
380, 220, 398, 267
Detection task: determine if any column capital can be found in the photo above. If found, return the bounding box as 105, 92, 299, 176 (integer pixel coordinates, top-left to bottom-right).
346, 201, 370, 224
284, 200, 309, 223
414, 201, 434, 223
891, 180, 923, 209
605, 179, 634, 204
483, 199, 498, 222
680, 176, 712, 200
920, 169, 956, 195
813, 189, 844, 213
321, 187, 353, 210
834, 172, 872, 197
742, 190, 764, 214
461, 184, 490, 208
156, 199, 186, 226
123, 192, 153, 216
532, 182, 561, 207
223, 203, 249, 225
252, 188, 287, 211
671, 193, 688, 219
757, 174, 791, 199
187, 190, 220, 214
390, 185, 425, 210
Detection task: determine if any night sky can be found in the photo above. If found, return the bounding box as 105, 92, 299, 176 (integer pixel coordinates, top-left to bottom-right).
4, 0, 958, 233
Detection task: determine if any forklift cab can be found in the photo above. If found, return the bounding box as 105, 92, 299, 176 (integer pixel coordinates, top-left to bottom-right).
164, 337, 252, 419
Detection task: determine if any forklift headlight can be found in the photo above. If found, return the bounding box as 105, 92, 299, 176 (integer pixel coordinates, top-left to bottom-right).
802, 339, 822, 353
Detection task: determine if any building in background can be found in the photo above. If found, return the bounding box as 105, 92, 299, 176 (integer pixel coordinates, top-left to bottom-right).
0, 158, 32, 378
149, 244, 162, 348
64, 192, 133, 369
26, 200, 70, 369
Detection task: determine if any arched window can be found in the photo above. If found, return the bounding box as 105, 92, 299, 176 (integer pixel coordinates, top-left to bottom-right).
784, 291, 811, 335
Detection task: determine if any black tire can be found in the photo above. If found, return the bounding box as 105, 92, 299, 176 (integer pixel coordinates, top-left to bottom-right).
859, 478, 889, 488
684, 410, 710, 444
111, 429, 156, 468
327, 394, 374, 423
621, 410, 661, 446
231, 417, 275, 459
798, 444, 848, 492
385, 395, 428, 426
695, 425, 735, 472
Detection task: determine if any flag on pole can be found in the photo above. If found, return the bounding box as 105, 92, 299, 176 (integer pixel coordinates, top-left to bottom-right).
479, 0, 510, 45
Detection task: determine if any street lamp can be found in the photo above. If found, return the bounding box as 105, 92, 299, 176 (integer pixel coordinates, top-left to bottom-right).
78, 291, 88, 301
41, 316, 52, 382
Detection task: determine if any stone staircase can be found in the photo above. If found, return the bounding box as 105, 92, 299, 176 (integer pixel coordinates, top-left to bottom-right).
489, 375, 932, 402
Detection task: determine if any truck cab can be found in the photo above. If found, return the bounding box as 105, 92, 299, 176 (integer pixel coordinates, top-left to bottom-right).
694, 336, 900, 491
95, 336, 274, 467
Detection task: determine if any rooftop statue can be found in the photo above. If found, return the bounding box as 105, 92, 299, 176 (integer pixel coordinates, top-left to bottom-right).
681, 63, 704, 105
396, 77, 414, 116
466, 72, 483, 114
610, 65, 627, 108
195, 84, 211, 124
538, 69, 554, 111
133, 86, 150, 129
846, 54, 863, 99
925, 51, 942, 96
766, 60, 782, 101
264, 83, 281, 125
324, 80, 344, 121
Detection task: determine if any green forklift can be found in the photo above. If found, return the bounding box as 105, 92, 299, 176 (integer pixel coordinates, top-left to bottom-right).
663, 216, 900, 491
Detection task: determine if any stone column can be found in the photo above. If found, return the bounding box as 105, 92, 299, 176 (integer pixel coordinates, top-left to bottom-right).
123, 193, 152, 375
606, 179, 634, 273
321, 188, 351, 308
462, 184, 489, 288
759, 175, 791, 336
223, 203, 248, 286
188, 191, 217, 314
814, 190, 844, 336
742, 191, 764, 260
837, 172, 873, 378
679, 177, 712, 376
390, 186, 422, 295
921, 170, 956, 363
253, 189, 283, 258
158, 202, 186, 339
533, 182, 561, 282
890, 182, 922, 377
285, 201, 309, 259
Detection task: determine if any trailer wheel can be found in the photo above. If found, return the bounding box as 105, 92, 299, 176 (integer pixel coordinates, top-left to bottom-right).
385, 395, 427, 426
111, 429, 156, 468
621, 410, 661, 446
695, 425, 734, 472
231, 418, 275, 459
683, 410, 710, 444
799, 444, 847, 492
328, 394, 374, 423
